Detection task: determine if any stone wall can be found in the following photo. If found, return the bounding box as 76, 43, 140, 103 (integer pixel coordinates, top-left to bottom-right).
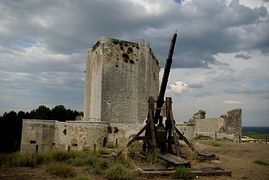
176, 109, 242, 142
20, 120, 55, 154
53, 121, 109, 151
21, 108, 242, 153
84, 37, 160, 123
107, 123, 145, 148
20, 119, 109, 153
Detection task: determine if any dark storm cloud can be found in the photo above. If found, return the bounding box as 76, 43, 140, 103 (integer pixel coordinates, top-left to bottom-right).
1, 0, 268, 67
0, 0, 269, 125
235, 53, 251, 59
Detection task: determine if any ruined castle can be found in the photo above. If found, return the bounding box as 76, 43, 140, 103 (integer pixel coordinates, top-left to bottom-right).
20, 37, 242, 154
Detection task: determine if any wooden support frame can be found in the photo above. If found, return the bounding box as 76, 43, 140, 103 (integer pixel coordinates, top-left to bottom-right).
166, 97, 181, 156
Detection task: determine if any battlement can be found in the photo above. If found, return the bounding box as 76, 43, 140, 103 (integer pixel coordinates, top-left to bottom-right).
89, 37, 158, 65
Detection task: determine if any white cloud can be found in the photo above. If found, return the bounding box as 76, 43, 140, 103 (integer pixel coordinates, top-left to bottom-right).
239, 0, 269, 10
222, 100, 243, 105
168, 81, 188, 94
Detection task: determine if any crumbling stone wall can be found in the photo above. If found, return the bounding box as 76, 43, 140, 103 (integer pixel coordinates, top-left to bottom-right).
218, 109, 242, 142
176, 108, 242, 142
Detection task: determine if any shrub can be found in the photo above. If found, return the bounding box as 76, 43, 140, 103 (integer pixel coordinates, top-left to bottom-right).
68, 151, 102, 168
71, 176, 91, 180
254, 160, 269, 166
128, 141, 142, 153
13, 154, 37, 167
85, 153, 108, 174
5, 153, 34, 167
48, 150, 75, 162
105, 162, 131, 180
45, 162, 77, 178
98, 148, 110, 155
70, 157, 87, 166
0, 152, 45, 167
145, 153, 158, 164
0, 153, 12, 166
172, 167, 194, 179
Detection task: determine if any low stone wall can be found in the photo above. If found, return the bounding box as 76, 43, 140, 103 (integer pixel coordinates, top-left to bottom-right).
53, 121, 109, 152
107, 123, 145, 148
20, 119, 109, 154
176, 124, 195, 139
21, 108, 241, 154
20, 119, 56, 154
194, 131, 235, 140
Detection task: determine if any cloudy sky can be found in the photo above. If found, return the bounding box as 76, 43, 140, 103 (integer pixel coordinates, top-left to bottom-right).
0, 0, 269, 126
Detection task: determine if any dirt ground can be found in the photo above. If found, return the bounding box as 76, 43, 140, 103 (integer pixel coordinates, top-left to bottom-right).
0, 139, 268, 179
192, 139, 269, 180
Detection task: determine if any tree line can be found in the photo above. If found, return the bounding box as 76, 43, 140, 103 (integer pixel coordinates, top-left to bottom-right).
0, 105, 83, 152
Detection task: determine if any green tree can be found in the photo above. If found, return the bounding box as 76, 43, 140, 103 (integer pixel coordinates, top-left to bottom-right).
51, 105, 67, 121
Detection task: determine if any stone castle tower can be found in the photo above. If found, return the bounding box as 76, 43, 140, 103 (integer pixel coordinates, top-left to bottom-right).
84, 37, 160, 123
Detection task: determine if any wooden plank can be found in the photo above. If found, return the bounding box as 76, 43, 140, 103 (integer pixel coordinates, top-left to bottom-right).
138, 167, 232, 176
159, 153, 190, 166
192, 169, 232, 176
132, 136, 149, 140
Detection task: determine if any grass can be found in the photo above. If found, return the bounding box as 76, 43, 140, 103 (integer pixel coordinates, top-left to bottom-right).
194, 135, 212, 140
171, 167, 194, 179
105, 162, 131, 180
145, 153, 159, 164
45, 162, 77, 178
70, 176, 91, 180
66, 151, 108, 174
48, 150, 76, 162
0, 149, 132, 179
254, 160, 269, 166
218, 137, 233, 142
0, 152, 50, 167
128, 141, 142, 153
243, 133, 269, 139
0, 150, 107, 168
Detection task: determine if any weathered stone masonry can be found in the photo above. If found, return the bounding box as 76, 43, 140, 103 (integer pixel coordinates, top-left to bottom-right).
84, 37, 160, 123
177, 108, 242, 142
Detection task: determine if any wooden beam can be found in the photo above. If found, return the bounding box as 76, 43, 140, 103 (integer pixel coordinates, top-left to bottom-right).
148, 96, 158, 154
166, 97, 181, 156
175, 127, 200, 155
127, 125, 146, 147
138, 167, 232, 176
159, 153, 190, 167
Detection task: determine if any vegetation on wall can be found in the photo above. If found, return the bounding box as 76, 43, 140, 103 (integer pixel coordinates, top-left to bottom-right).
0, 105, 83, 152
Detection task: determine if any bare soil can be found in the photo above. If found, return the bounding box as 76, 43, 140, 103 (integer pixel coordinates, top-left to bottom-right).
192, 139, 269, 180
0, 140, 268, 179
